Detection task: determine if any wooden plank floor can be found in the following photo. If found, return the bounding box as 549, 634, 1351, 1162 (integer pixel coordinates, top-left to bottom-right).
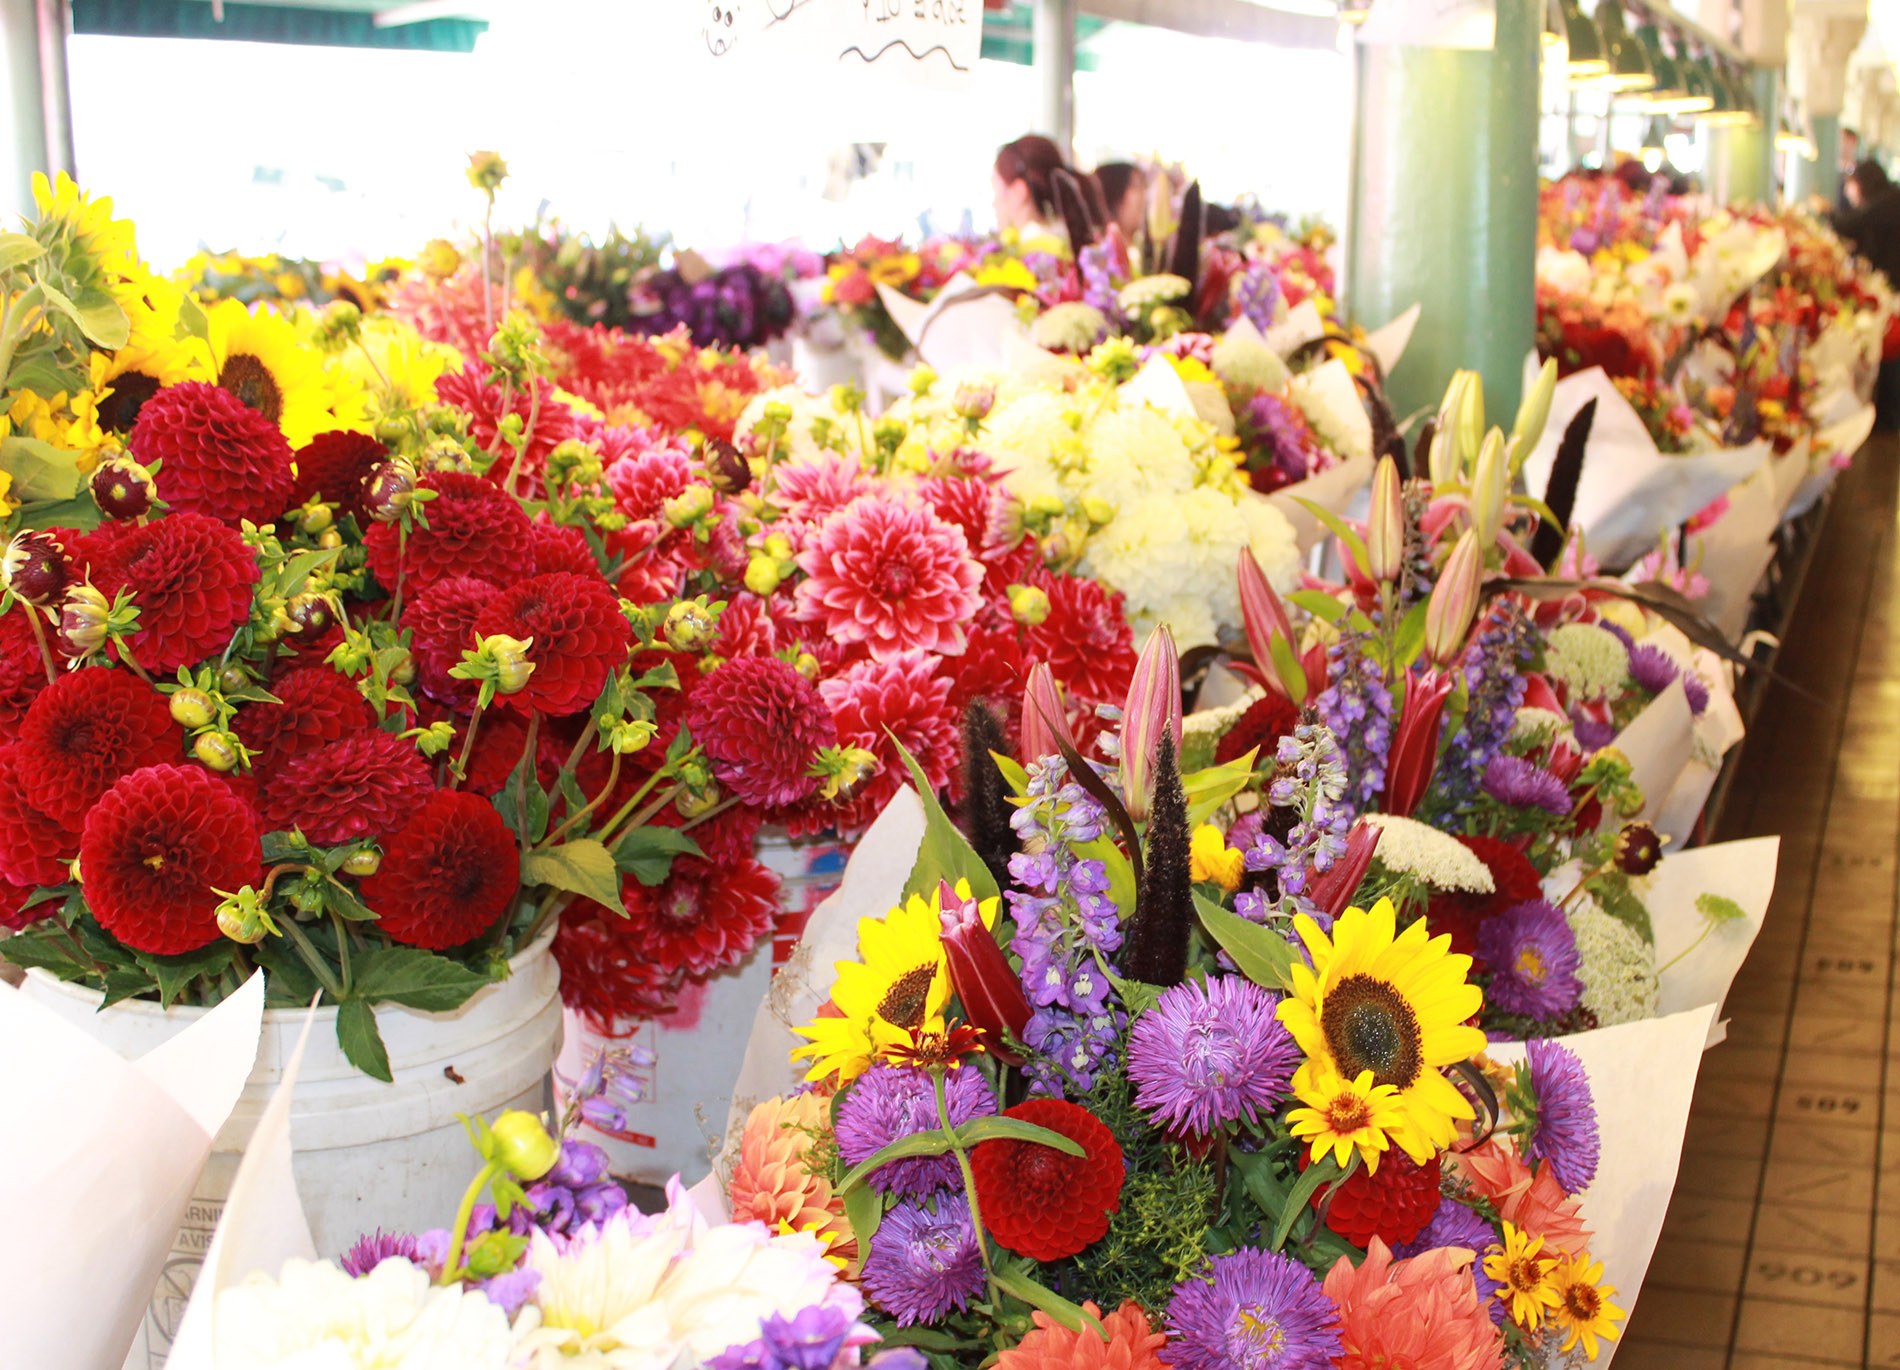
1615, 434, 1900, 1369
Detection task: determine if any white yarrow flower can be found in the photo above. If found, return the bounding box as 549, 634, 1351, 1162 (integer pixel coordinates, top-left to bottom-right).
1117, 273, 1192, 312
1210, 328, 1290, 395
1029, 301, 1109, 352
1544, 622, 1630, 701
1567, 897, 1661, 1026
1363, 814, 1496, 893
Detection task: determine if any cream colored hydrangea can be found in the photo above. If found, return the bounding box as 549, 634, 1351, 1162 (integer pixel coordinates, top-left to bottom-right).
1568, 898, 1661, 1026
1211, 328, 1290, 395
1362, 814, 1496, 894
1544, 622, 1630, 701
1117, 273, 1191, 312
1029, 301, 1108, 353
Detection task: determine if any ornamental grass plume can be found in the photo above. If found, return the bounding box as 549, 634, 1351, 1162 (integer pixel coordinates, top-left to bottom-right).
1123, 729, 1193, 987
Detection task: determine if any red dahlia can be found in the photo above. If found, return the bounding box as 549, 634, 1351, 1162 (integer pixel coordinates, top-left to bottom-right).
15, 667, 181, 823
81, 512, 260, 672
1459, 833, 1543, 906
80, 764, 261, 955
529, 520, 603, 580
258, 729, 434, 844
610, 854, 780, 978
1025, 571, 1139, 705
916, 473, 1002, 556
433, 366, 578, 494
970, 1098, 1124, 1261
363, 470, 536, 592
360, 790, 519, 949
128, 380, 294, 528
815, 650, 958, 835
1308, 1149, 1443, 1248
0, 744, 79, 885
401, 575, 499, 710
0, 611, 48, 736
291, 430, 390, 525
1, 876, 46, 932
685, 656, 837, 808
604, 441, 693, 521
473, 572, 632, 717
232, 666, 374, 774
1214, 692, 1301, 767
553, 914, 688, 1031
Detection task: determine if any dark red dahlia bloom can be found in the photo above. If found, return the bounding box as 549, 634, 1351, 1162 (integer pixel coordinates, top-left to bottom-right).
15, 667, 181, 824
258, 729, 434, 844
970, 1098, 1124, 1261
128, 380, 294, 528
611, 854, 780, 978
0, 612, 49, 737
1309, 1149, 1442, 1248
0, 744, 79, 885
1214, 692, 1301, 768
80, 764, 261, 955
81, 513, 260, 673
685, 656, 836, 808
816, 650, 958, 835
291, 430, 389, 525
363, 470, 536, 592
1425, 833, 1546, 968
360, 790, 519, 949
553, 914, 688, 1031
0, 876, 47, 932
232, 666, 374, 774
1025, 571, 1139, 705
473, 572, 632, 717
529, 520, 603, 580
944, 623, 1026, 727
402, 575, 500, 710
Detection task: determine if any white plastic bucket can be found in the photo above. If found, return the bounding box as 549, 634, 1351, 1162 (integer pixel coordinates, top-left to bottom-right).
20, 932, 562, 1370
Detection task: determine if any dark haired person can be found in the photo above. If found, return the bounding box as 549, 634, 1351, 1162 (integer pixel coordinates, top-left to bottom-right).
1094, 160, 1148, 241
1834, 160, 1900, 428
993, 134, 1069, 234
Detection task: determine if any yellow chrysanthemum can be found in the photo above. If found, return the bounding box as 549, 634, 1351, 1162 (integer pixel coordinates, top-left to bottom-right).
1188, 823, 1244, 892
1285, 1063, 1406, 1172
1277, 897, 1486, 1164
1550, 1253, 1624, 1359
1484, 1223, 1561, 1330
201, 298, 337, 446
792, 879, 998, 1085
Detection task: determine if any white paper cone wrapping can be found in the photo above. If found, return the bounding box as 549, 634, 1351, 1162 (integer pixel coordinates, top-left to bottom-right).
1614, 681, 1694, 827
1694, 454, 1779, 641
1648, 838, 1779, 1035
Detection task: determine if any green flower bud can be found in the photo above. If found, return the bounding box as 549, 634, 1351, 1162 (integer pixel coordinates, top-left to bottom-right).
342, 848, 383, 878
743, 554, 784, 597
298, 502, 335, 535
419, 436, 473, 475
488, 1109, 559, 1181
219, 664, 252, 694
466, 150, 510, 195
169, 688, 217, 730
952, 380, 996, 421
608, 718, 657, 755
214, 886, 276, 944
317, 529, 343, 551
374, 416, 410, 446
55, 584, 111, 660
489, 636, 536, 695
663, 600, 718, 652
1006, 582, 1051, 626
411, 720, 456, 758
662, 484, 716, 528
193, 731, 241, 773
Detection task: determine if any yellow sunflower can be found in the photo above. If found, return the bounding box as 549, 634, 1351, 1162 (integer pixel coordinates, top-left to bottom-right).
792, 879, 998, 1085
1285, 1062, 1406, 1172
32, 171, 136, 271
88, 334, 207, 436
1548, 1253, 1623, 1358
1277, 897, 1485, 1164
1483, 1222, 1561, 1330
201, 298, 337, 446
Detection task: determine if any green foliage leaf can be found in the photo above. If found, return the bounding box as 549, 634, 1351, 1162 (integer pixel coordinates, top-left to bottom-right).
1267, 633, 1306, 705
991, 750, 1030, 797
174, 294, 210, 344
523, 838, 624, 915
1183, 750, 1260, 827
322, 877, 377, 922
1287, 589, 1347, 622
251, 938, 321, 1007
1293, 496, 1371, 573
894, 732, 998, 904
38, 278, 129, 349
954, 1116, 1087, 1154
837, 1129, 956, 1192
1391, 600, 1429, 671
337, 998, 393, 1081
0, 435, 83, 502
1696, 892, 1747, 926
993, 1263, 1105, 1335
611, 826, 703, 886
0, 928, 95, 981
349, 946, 492, 1011
135, 942, 237, 1008
101, 967, 153, 1006
0, 232, 46, 271
1195, 892, 1300, 992
843, 1181, 883, 1249
1272, 1153, 1345, 1250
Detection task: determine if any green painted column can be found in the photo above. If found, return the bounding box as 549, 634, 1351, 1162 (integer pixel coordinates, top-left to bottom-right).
1812, 114, 1841, 206
1346, 0, 1540, 424
1714, 68, 1779, 205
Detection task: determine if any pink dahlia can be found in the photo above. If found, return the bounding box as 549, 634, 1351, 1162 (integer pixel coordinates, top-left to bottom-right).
794, 495, 981, 661
611, 854, 781, 978
685, 656, 837, 808
773, 450, 875, 524
712, 593, 778, 658
604, 440, 694, 521
818, 650, 958, 833
1025, 570, 1139, 705
917, 473, 1002, 556
1323, 1238, 1505, 1370
433, 365, 578, 495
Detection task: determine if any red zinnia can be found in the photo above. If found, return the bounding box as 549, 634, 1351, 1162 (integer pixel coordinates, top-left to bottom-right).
817, 651, 959, 834
82, 512, 260, 672
80, 764, 261, 956
473, 572, 632, 717
1310, 1149, 1443, 1248
15, 667, 181, 823
1214, 692, 1301, 767
128, 380, 294, 528
402, 575, 500, 709
360, 790, 520, 949
529, 520, 603, 580
363, 470, 536, 592
0, 611, 49, 737
1025, 571, 1139, 705
793, 495, 982, 661
258, 729, 434, 844
610, 854, 780, 978
290, 430, 389, 525
0, 744, 79, 885
232, 665, 374, 774
685, 656, 837, 808
970, 1098, 1124, 1261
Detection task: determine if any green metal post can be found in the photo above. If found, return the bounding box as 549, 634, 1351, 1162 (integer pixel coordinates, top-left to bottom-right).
1715, 68, 1779, 205
1813, 114, 1841, 206
2, 0, 52, 216
1346, 0, 1540, 423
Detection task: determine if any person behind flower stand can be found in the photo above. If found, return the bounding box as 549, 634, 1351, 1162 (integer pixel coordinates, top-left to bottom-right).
1095, 160, 1148, 242
1838, 127, 1861, 215
992, 134, 1072, 246
1833, 159, 1900, 428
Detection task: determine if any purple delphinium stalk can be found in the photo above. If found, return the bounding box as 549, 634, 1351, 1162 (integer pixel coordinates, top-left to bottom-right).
834, 1064, 995, 1195
514, 1139, 628, 1236
860, 1194, 985, 1327
1315, 633, 1392, 811
1427, 600, 1534, 826
1476, 900, 1583, 1020
1166, 1247, 1343, 1370
1077, 242, 1125, 328
340, 1229, 421, 1278
1232, 261, 1280, 334
1481, 754, 1573, 816
1127, 976, 1300, 1134
558, 1042, 655, 1137
708, 1304, 856, 1370
1391, 1201, 1508, 1325
1525, 1038, 1602, 1194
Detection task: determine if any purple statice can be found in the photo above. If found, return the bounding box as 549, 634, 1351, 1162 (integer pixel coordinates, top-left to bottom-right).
1127, 976, 1300, 1134
340, 1229, 421, 1277
515, 1140, 628, 1236
860, 1193, 985, 1326
1241, 391, 1316, 484
1477, 900, 1583, 1020
1315, 633, 1392, 810
1480, 754, 1572, 816
1524, 1038, 1601, 1194
1427, 601, 1534, 826
834, 1064, 995, 1195
1231, 260, 1280, 334
1391, 1200, 1507, 1325
1166, 1247, 1342, 1370
708, 1304, 856, 1370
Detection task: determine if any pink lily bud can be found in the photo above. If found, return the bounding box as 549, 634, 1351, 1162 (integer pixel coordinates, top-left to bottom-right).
1423, 529, 1483, 667
1121, 623, 1182, 823
1381, 670, 1455, 817
1305, 819, 1382, 919
1020, 662, 1076, 764
937, 880, 1029, 1064
1236, 550, 1301, 701
1365, 455, 1404, 583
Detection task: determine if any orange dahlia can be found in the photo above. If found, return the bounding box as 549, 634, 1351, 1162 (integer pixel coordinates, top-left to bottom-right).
727, 1093, 855, 1265
1444, 1137, 1592, 1258
1323, 1238, 1505, 1370
996, 1300, 1168, 1370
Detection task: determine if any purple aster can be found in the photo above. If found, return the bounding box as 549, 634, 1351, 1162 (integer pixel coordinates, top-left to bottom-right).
861, 1194, 985, 1327
1481, 754, 1572, 816
1127, 976, 1300, 1135
708, 1304, 855, 1369
1165, 1247, 1342, 1370
1391, 1200, 1508, 1325
1525, 1038, 1601, 1194
835, 1064, 996, 1195
1682, 672, 1709, 715
1243, 391, 1316, 483
1626, 643, 1680, 698
1597, 620, 1635, 649
339, 1229, 420, 1277
1476, 900, 1583, 1020
1571, 715, 1617, 750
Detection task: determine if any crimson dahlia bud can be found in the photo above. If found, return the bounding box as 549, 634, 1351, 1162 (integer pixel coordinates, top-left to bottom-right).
937, 879, 1029, 1064
89, 457, 156, 520
1615, 821, 1665, 875
56, 583, 111, 659
2, 530, 70, 606
276, 592, 337, 645
169, 688, 217, 730
362, 457, 418, 523
704, 439, 751, 494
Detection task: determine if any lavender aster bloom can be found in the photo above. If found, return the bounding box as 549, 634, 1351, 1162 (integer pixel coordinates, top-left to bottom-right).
1476, 900, 1583, 1019
1626, 643, 1679, 696
1481, 754, 1572, 816
1127, 977, 1300, 1135
861, 1194, 985, 1326
1166, 1247, 1342, 1370
1682, 673, 1709, 715
1525, 1038, 1601, 1193
1243, 392, 1315, 483
339, 1229, 420, 1278
835, 1064, 995, 1195
1391, 1201, 1508, 1325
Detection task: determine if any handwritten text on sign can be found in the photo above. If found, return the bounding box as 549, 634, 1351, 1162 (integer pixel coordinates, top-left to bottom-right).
690, 0, 980, 89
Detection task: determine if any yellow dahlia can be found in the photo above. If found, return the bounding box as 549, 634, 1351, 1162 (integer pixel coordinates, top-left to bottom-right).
201, 298, 336, 446
1278, 898, 1485, 1164
727, 1093, 854, 1266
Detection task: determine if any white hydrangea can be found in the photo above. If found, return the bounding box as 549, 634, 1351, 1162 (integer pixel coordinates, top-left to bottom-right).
1568, 898, 1661, 1026
1544, 622, 1630, 701
1117, 273, 1192, 312
1029, 301, 1108, 352
1363, 814, 1495, 893
1211, 328, 1290, 395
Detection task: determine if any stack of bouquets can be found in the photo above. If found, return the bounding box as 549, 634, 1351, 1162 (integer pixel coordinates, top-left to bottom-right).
176, 249, 408, 315
816, 235, 993, 363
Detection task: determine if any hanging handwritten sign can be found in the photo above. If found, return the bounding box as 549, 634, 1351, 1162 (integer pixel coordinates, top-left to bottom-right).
682, 0, 981, 90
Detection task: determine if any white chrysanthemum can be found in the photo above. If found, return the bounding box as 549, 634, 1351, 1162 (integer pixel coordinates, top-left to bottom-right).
1660, 281, 1699, 321
213, 1257, 519, 1370
982, 388, 1084, 507
1029, 301, 1109, 352
1210, 328, 1290, 395
1117, 274, 1192, 312
1363, 814, 1496, 893
1511, 705, 1576, 747
1568, 898, 1661, 1027
1184, 688, 1264, 740
1544, 622, 1630, 701
1083, 485, 1283, 649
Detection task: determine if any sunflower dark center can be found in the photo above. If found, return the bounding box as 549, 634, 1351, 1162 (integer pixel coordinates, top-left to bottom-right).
1564, 1283, 1600, 1319
871, 557, 917, 599
878, 964, 936, 1029
1321, 973, 1423, 1090
96, 370, 162, 433
219, 353, 284, 423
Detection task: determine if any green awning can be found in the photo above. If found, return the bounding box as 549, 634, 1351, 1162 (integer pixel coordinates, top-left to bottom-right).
980, 2, 1107, 67
71, 0, 488, 53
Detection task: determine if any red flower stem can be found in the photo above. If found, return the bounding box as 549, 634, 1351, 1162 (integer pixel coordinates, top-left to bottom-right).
277, 915, 345, 1002
21, 607, 56, 685
391, 523, 408, 625
933, 1066, 999, 1305
449, 698, 488, 789
540, 750, 621, 850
